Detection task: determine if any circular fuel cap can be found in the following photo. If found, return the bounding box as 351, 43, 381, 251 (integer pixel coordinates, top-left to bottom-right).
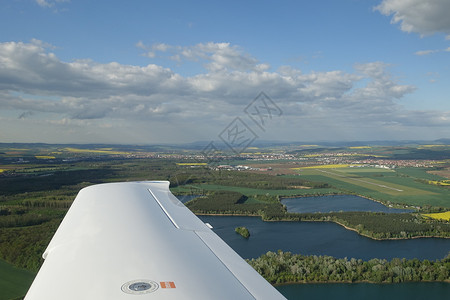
121, 279, 159, 294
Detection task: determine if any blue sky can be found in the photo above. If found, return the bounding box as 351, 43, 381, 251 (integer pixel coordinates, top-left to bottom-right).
1, 0, 449, 144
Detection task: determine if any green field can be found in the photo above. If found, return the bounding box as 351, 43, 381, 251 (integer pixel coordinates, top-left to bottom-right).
295, 167, 450, 208
0, 259, 35, 300
395, 167, 447, 181
332, 167, 395, 174
0, 143, 449, 293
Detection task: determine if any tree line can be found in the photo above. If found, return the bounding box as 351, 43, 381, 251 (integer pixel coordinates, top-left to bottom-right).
170, 168, 330, 190
186, 191, 286, 216
247, 250, 450, 284
271, 212, 450, 239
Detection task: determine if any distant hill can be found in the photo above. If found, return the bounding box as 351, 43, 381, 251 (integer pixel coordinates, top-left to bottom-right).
0, 138, 448, 151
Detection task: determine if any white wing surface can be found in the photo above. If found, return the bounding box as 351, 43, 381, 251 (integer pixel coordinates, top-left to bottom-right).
25, 181, 286, 299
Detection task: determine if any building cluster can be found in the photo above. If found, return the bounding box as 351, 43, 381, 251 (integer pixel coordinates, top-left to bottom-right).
123, 149, 440, 170
213, 165, 272, 171
296, 152, 437, 169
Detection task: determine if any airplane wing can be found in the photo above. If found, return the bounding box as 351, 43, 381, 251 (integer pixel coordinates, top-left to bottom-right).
25, 181, 286, 299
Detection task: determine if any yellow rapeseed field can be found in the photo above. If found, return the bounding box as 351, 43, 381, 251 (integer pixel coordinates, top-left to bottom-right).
420, 145, 446, 148
423, 211, 450, 221
428, 180, 450, 186
63, 148, 129, 155
35, 156, 56, 159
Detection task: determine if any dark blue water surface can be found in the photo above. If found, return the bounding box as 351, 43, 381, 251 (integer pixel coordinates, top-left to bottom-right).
275, 282, 449, 300
198, 216, 450, 260
198, 215, 450, 300
281, 195, 413, 213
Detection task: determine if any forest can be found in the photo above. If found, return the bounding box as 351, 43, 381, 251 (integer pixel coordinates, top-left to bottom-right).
248, 250, 450, 284
186, 190, 285, 217
0, 147, 449, 298
169, 168, 330, 190
1, 158, 449, 277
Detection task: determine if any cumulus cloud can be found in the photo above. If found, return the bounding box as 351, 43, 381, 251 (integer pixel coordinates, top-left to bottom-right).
188, 42, 260, 72
137, 41, 266, 72
36, 0, 69, 9
277, 62, 418, 131
353, 62, 416, 99
136, 41, 171, 58
415, 49, 439, 56
1, 40, 448, 143
375, 0, 450, 36
413, 45, 450, 56
36, 0, 53, 7
0, 41, 187, 99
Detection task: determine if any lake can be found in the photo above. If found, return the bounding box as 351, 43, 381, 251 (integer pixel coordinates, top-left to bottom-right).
275, 282, 449, 300
281, 195, 413, 213
198, 215, 450, 261
198, 215, 450, 299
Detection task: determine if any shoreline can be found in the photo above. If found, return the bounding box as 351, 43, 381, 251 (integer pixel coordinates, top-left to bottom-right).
279, 193, 415, 212
331, 219, 450, 240
193, 212, 450, 240
273, 279, 450, 286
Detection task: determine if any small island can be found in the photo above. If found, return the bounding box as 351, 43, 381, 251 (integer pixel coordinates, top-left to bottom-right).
235, 226, 250, 239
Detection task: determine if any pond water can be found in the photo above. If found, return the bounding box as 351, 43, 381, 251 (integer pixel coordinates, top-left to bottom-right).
200, 200, 449, 300
276, 282, 449, 300
199, 215, 450, 299
198, 215, 450, 261
281, 195, 413, 213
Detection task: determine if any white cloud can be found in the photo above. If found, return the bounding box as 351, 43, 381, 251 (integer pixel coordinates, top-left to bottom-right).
152, 43, 170, 52
137, 42, 263, 72
296, 71, 359, 102
136, 42, 171, 58
192, 42, 260, 72
414, 47, 450, 55
415, 49, 439, 56
352, 62, 416, 105
35, 0, 69, 9
36, 0, 52, 7
0, 41, 186, 99
375, 0, 450, 36
1, 40, 448, 143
